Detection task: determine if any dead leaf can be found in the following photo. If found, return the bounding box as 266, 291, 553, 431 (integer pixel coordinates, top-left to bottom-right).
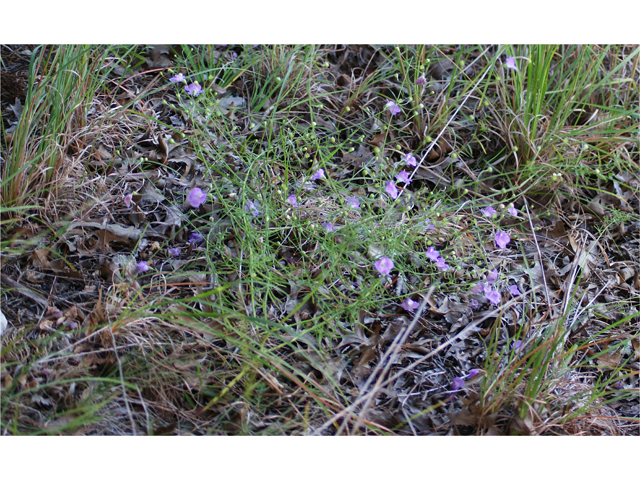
596, 351, 621, 369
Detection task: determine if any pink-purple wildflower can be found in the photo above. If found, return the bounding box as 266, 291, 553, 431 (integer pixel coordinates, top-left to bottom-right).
452, 377, 465, 392
169, 73, 185, 83
487, 269, 498, 284
137, 261, 149, 273
386, 100, 401, 116
416, 75, 426, 85
468, 369, 481, 379
424, 220, 435, 231
395, 171, 412, 184
481, 206, 497, 217
508, 205, 519, 217
512, 340, 523, 350
346, 196, 360, 209
189, 232, 203, 245
123, 193, 132, 208
385, 181, 399, 199
505, 57, 518, 71
405, 153, 417, 167
400, 298, 420, 312
168, 247, 180, 257
322, 222, 334, 232
187, 187, 207, 208
185, 83, 203, 96
426, 247, 440, 262
374, 257, 394, 276
435, 257, 449, 271
287, 194, 299, 208
485, 288, 501, 305
311, 168, 325, 181
245, 200, 260, 216
495, 231, 511, 249
509, 285, 521, 296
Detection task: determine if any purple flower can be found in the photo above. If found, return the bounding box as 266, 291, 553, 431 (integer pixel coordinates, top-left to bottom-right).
185, 83, 203, 96
400, 298, 420, 312
395, 171, 411, 184
508, 205, 519, 217
426, 246, 440, 262
424, 220, 435, 231
245, 200, 260, 216
169, 73, 185, 83
452, 377, 465, 392
481, 206, 497, 217
505, 56, 518, 71
189, 232, 203, 245
487, 269, 498, 284
468, 299, 480, 310
512, 340, 523, 350
374, 257, 394, 276
137, 261, 149, 273
385, 181, 399, 199
167, 247, 180, 257
187, 187, 207, 208
509, 285, 521, 296
287, 194, 299, 208
405, 153, 417, 167
468, 369, 481, 379
416, 75, 426, 85
485, 288, 501, 305
311, 168, 325, 181
435, 257, 449, 271
495, 231, 511, 249
322, 222, 334, 232
386, 100, 401, 116
346, 196, 360, 209
470, 283, 485, 295
123, 193, 132, 208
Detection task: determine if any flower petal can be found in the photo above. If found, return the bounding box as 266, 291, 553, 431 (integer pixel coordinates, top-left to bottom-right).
509, 285, 521, 296
481, 206, 497, 217
287, 194, 299, 208
374, 257, 394, 276
426, 247, 440, 262
395, 171, 411, 184
322, 222, 334, 232
400, 298, 420, 312
495, 231, 511, 249
485, 289, 501, 305
346, 196, 360, 209
137, 261, 149, 273
452, 377, 464, 392
310, 168, 325, 181
385, 181, 398, 199
187, 188, 207, 208
386, 100, 401, 116
487, 269, 498, 284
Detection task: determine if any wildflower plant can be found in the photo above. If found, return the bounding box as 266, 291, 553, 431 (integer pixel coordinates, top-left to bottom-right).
187, 187, 207, 208
374, 257, 394, 276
